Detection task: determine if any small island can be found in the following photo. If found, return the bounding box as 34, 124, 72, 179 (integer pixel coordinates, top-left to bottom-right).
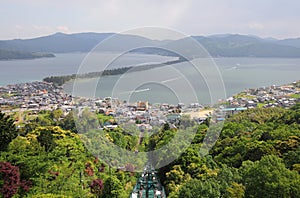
0, 49, 55, 60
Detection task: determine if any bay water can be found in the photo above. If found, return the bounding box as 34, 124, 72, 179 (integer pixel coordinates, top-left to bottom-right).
1, 53, 299, 104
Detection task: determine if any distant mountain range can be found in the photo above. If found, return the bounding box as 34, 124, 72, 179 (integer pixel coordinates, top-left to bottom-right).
192, 34, 300, 57
1, 32, 300, 59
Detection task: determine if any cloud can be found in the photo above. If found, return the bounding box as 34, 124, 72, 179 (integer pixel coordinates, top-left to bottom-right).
5, 24, 71, 39
32, 25, 52, 31
248, 22, 264, 30
1, 0, 300, 39
56, 26, 70, 33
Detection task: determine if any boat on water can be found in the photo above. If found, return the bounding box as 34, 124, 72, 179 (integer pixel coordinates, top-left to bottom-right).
130, 164, 166, 198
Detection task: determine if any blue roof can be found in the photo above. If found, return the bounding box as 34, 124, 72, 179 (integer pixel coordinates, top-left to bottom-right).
222, 107, 247, 111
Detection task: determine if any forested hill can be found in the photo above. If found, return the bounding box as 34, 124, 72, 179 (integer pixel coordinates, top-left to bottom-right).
0, 49, 54, 60
149, 105, 300, 197
192, 34, 300, 57
0, 102, 299, 197
2, 32, 300, 58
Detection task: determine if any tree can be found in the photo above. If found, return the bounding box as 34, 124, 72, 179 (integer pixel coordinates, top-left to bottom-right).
102, 176, 124, 198
226, 182, 245, 198
244, 141, 276, 161
59, 111, 77, 133
76, 109, 99, 133
283, 148, 300, 169
216, 164, 242, 196
165, 165, 190, 194
90, 178, 104, 197
50, 109, 63, 123
7, 136, 49, 180
37, 128, 57, 152
0, 162, 31, 198
0, 111, 18, 151
178, 178, 221, 198
0, 162, 20, 198
242, 155, 300, 198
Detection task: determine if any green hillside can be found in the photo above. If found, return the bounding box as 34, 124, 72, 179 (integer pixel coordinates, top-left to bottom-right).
0, 103, 299, 197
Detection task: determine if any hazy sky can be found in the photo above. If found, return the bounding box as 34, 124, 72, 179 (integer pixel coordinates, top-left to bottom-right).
1, 0, 300, 40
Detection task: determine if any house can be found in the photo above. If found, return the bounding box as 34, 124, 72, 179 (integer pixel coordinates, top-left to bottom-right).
137, 101, 148, 111
166, 113, 181, 124
137, 123, 152, 131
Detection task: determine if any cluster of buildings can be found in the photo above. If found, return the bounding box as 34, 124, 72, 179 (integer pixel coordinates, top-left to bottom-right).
80, 98, 204, 130
226, 81, 300, 109
0, 81, 207, 130
0, 81, 73, 113
2, 80, 299, 129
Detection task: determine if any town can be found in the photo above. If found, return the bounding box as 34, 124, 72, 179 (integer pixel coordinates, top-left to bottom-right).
0, 81, 207, 129
0, 80, 299, 130
227, 81, 300, 109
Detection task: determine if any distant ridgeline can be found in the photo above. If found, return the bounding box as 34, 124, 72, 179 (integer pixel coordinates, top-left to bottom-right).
43, 57, 187, 86
0, 49, 54, 60
3, 32, 300, 58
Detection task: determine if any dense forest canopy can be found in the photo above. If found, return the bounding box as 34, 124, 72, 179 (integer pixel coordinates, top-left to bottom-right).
0, 103, 299, 197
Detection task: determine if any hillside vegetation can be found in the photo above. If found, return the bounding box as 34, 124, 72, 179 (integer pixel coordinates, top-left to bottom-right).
0, 104, 299, 197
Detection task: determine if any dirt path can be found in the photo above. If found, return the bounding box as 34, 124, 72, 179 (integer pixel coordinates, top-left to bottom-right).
184, 109, 213, 118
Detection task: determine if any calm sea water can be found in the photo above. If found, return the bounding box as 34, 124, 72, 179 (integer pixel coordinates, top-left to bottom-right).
65, 57, 300, 104
1, 53, 299, 104
0, 52, 176, 86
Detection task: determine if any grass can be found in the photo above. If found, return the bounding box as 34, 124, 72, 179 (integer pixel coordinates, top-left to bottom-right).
257, 103, 266, 108
289, 94, 300, 99
234, 92, 255, 99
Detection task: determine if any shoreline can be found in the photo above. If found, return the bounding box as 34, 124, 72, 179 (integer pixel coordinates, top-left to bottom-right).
1, 80, 299, 118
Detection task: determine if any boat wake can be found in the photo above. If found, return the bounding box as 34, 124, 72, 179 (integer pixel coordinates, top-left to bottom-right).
161, 77, 181, 83
120, 88, 151, 94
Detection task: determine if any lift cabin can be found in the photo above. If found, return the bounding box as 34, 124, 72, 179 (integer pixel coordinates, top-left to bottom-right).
130, 164, 166, 198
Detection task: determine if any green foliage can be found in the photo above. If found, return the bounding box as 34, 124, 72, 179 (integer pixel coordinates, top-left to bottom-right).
37, 128, 57, 152
50, 109, 63, 123
227, 107, 286, 124
241, 155, 300, 198
0, 108, 141, 197
211, 107, 300, 168
59, 110, 77, 133
43, 75, 76, 86
31, 194, 72, 198
178, 178, 221, 198
0, 111, 18, 151
1, 103, 300, 197
283, 147, 300, 169
165, 165, 191, 194
154, 105, 300, 197
76, 109, 99, 133
290, 93, 300, 99
226, 182, 245, 198
101, 176, 124, 198
97, 114, 114, 126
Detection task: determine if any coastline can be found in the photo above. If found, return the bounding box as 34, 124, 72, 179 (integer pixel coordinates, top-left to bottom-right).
1, 79, 299, 117
43, 57, 187, 86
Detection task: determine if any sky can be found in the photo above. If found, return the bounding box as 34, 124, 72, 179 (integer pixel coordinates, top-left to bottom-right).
1, 0, 300, 40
